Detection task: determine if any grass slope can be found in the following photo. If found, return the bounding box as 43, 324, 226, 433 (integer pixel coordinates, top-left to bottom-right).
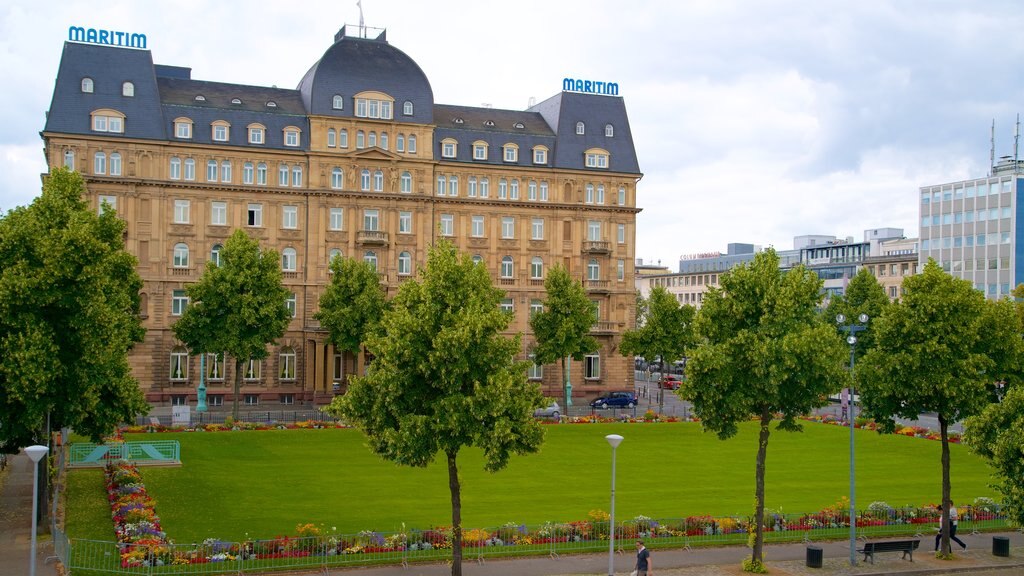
66, 421, 995, 542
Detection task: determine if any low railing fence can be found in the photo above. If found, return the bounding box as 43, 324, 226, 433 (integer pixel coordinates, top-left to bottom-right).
59, 508, 1008, 575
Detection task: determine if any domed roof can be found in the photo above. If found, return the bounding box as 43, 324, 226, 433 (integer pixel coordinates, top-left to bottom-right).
298, 27, 433, 123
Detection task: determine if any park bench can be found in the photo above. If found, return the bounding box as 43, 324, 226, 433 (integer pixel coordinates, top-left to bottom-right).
856, 539, 920, 564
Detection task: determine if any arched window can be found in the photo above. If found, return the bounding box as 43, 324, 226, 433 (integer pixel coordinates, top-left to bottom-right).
403, 101, 413, 115
339, 129, 348, 148
373, 170, 384, 192
63, 149, 75, 170
173, 243, 189, 267
605, 124, 614, 137
93, 152, 106, 175
331, 167, 344, 189
397, 134, 405, 152
472, 254, 483, 265
369, 131, 377, 148
364, 251, 378, 271
531, 257, 543, 279
256, 162, 267, 185
243, 162, 254, 184
332, 94, 344, 109
588, 259, 600, 280
282, 247, 297, 271
210, 244, 222, 267
244, 358, 261, 380
408, 134, 417, 153
360, 169, 371, 191
576, 121, 585, 135
327, 128, 336, 148
501, 256, 514, 278
400, 171, 412, 193
81, 77, 94, 93
280, 346, 296, 380
398, 251, 411, 275
356, 130, 365, 149
206, 352, 224, 380
110, 153, 122, 176
328, 249, 342, 269
169, 157, 181, 180
122, 81, 135, 97
170, 346, 188, 380
381, 132, 389, 150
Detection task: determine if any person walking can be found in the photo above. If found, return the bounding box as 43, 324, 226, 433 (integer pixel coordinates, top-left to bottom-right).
634, 539, 652, 576
934, 501, 967, 551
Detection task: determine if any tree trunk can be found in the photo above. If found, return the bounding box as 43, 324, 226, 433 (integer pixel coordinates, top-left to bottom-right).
939, 414, 951, 554
232, 358, 244, 421
447, 450, 463, 576
753, 410, 771, 565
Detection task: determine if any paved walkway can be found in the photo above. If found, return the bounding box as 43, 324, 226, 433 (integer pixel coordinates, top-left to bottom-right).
1, 446, 1020, 576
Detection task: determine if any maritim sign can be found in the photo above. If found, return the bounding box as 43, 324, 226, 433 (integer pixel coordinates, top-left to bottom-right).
563, 77, 619, 96
68, 26, 147, 49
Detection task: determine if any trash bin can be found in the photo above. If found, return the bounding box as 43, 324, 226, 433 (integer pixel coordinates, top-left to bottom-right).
993, 536, 1010, 557
806, 545, 823, 568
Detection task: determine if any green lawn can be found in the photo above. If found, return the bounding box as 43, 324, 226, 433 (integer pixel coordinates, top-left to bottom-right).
66, 421, 996, 542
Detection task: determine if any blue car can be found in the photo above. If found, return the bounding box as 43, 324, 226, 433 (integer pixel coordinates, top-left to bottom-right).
590, 391, 637, 409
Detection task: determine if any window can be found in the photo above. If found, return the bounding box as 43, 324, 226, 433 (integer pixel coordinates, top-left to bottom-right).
501, 256, 514, 278
617, 224, 625, 244
169, 157, 181, 180
587, 220, 601, 241
503, 144, 518, 162
282, 205, 297, 229
588, 259, 600, 280
381, 132, 389, 150
170, 346, 188, 380
440, 214, 454, 236
256, 163, 267, 185
373, 170, 383, 192
63, 150, 74, 170
329, 207, 344, 230
354, 94, 394, 119
448, 176, 459, 196
244, 393, 260, 405
399, 211, 412, 234
98, 195, 116, 214
471, 215, 484, 237
530, 300, 544, 318
540, 181, 549, 201
363, 209, 379, 231
109, 153, 122, 176
473, 141, 488, 160
282, 247, 297, 271
213, 122, 229, 141
532, 218, 544, 240
364, 251, 378, 271
328, 249, 342, 267
585, 150, 609, 168
279, 164, 289, 186
285, 292, 297, 318
437, 175, 447, 196
472, 254, 483, 265
586, 184, 594, 203
397, 134, 405, 152
596, 185, 605, 204
400, 171, 412, 193
584, 354, 600, 379
91, 110, 124, 133
248, 124, 265, 144
576, 121, 585, 135
171, 289, 189, 315
210, 244, 223, 266
244, 359, 261, 380
498, 178, 508, 199
500, 298, 514, 313
327, 129, 336, 148
206, 352, 224, 381
183, 158, 195, 181
206, 159, 218, 182
442, 139, 457, 158
93, 152, 106, 175
533, 147, 548, 164
501, 216, 515, 239
361, 169, 371, 191
333, 94, 344, 109
331, 167, 344, 189
398, 251, 412, 275
403, 101, 413, 115
368, 131, 377, 148
247, 203, 263, 227
173, 243, 189, 267
528, 180, 537, 201
175, 119, 192, 139
617, 259, 625, 281
480, 177, 489, 198
292, 165, 303, 187
530, 256, 543, 279
81, 77, 94, 93
510, 179, 519, 200
408, 135, 417, 153
232, 98, 242, 105
174, 199, 190, 223
339, 129, 348, 148
618, 186, 626, 205
605, 124, 614, 137
220, 160, 231, 183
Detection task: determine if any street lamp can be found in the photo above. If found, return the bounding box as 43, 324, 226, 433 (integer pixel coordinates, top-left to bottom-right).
605, 434, 623, 576
836, 313, 868, 566
25, 444, 49, 576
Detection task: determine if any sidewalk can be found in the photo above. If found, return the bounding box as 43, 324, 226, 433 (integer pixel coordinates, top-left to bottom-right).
0, 450, 59, 576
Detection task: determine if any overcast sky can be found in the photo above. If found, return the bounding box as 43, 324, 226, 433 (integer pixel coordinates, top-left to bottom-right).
4, 0, 1024, 268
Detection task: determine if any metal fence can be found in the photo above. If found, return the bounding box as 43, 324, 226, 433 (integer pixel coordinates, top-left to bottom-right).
57, 509, 1009, 575
69, 441, 181, 468
136, 409, 339, 427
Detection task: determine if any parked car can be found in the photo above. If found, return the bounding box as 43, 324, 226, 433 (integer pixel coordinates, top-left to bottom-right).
533, 401, 561, 420
590, 391, 638, 409
659, 374, 683, 390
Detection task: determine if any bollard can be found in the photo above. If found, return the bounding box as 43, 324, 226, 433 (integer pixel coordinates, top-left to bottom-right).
806, 545, 823, 568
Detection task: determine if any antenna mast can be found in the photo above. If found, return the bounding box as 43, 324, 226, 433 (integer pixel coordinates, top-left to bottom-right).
357, 0, 365, 37
990, 119, 996, 176
1015, 114, 1020, 174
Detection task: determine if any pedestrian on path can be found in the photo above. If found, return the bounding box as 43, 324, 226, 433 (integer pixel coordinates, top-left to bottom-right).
934, 501, 967, 551
634, 539, 652, 575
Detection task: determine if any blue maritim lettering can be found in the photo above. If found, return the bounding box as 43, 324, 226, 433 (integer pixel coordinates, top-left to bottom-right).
68, 26, 147, 49
562, 78, 619, 95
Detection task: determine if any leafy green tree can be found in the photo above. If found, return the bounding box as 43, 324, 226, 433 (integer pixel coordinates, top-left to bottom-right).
857, 259, 1019, 554
331, 239, 544, 576
964, 385, 1024, 527
683, 249, 848, 569
0, 167, 148, 451
173, 229, 291, 420
315, 255, 388, 376
529, 265, 598, 409
825, 267, 890, 359
620, 286, 695, 401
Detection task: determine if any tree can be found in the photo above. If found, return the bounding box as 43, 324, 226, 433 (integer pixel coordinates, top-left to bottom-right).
331, 239, 544, 576
529, 265, 598, 409
683, 249, 848, 570
172, 229, 291, 420
964, 385, 1024, 527
620, 286, 696, 403
0, 167, 148, 451
857, 259, 1019, 554
314, 255, 388, 376
825, 267, 890, 360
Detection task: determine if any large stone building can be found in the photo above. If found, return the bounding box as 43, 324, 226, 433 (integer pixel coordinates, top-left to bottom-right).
41, 26, 642, 408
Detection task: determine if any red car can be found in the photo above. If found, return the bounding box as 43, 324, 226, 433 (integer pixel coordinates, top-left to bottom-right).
659, 374, 683, 390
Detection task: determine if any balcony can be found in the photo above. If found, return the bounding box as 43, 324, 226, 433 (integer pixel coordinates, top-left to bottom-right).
168, 266, 194, 277
582, 240, 610, 254
357, 230, 389, 245
585, 279, 610, 293
590, 321, 618, 335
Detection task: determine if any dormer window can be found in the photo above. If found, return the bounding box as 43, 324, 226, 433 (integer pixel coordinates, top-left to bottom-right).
473, 141, 488, 161
532, 146, 548, 165
584, 147, 610, 169
484, 120, 495, 127
403, 101, 413, 115
441, 138, 457, 158
266, 101, 277, 108
174, 117, 193, 139
454, 117, 464, 124
211, 120, 230, 141
576, 122, 585, 135
514, 122, 525, 129
91, 109, 125, 134
248, 123, 266, 144
122, 82, 134, 97
283, 126, 301, 147
195, 95, 206, 101
231, 98, 242, 105
354, 91, 394, 119
81, 77, 94, 93
605, 124, 614, 137
503, 143, 519, 163
332, 94, 344, 109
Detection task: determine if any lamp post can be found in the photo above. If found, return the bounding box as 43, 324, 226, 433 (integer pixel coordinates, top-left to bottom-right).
605, 434, 623, 576
836, 313, 868, 566
25, 444, 49, 576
